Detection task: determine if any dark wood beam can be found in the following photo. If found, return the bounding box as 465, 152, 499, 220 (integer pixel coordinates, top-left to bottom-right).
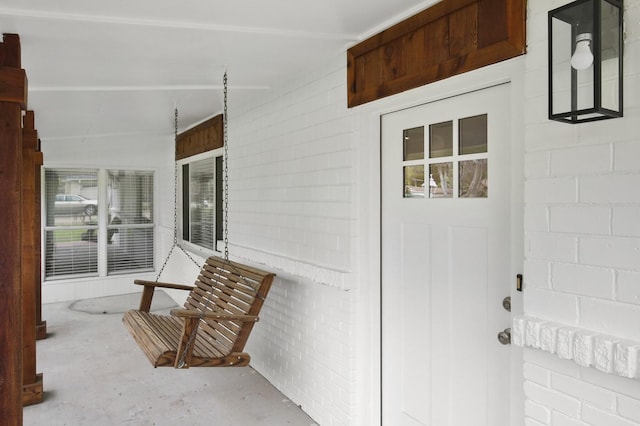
22, 110, 43, 406
347, 0, 527, 107
0, 32, 26, 425
176, 114, 223, 160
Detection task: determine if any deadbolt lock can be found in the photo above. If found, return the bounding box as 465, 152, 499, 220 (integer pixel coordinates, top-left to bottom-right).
502, 296, 511, 312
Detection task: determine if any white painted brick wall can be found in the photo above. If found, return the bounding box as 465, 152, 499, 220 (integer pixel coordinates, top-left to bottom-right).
523, 1, 640, 425
524, 346, 640, 426
619, 396, 640, 423
526, 399, 552, 424
524, 289, 579, 325
525, 177, 578, 204
580, 236, 640, 270
526, 151, 551, 178
524, 381, 581, 417
549, 206, 610, 235
222, 55, 354, 425
551, 373, 616, 411
525, 259, 552, 289
229, 61, 353, 287
551, 263, 614, 299
614, 140, 640, 171
549, 144, 611, 177
618, 270, 640, 304
526, 205, 550, 232
247, 272, 350, 425
580, 174, 640, 203
612, 207, 640, 237
580, 298, 640, 341
552, 412, 590, 426
526, 232, 577, 263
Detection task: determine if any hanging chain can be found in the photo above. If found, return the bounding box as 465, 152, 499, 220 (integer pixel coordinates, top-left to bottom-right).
175, 73, 235, 367
223, 71, 229, 261
172, 106, 179, 245
176, 314, 203, 369
156, 106, 200, 281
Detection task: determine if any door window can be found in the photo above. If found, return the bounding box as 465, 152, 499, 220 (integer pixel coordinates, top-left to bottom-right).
402, 114, 488, 199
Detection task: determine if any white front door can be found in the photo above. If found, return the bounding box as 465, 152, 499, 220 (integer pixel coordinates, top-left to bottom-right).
381, 83, 512, 426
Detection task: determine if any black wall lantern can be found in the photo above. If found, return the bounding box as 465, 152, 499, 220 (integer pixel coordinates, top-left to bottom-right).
548, 0, 623, 123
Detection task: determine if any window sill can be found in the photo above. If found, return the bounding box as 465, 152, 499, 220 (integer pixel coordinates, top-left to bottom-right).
177, 240, 224, 262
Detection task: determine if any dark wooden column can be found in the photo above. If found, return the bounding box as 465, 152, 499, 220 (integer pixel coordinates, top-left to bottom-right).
22, 110, 43, 406
35, 138, 46, 341
0, 32, 28, 426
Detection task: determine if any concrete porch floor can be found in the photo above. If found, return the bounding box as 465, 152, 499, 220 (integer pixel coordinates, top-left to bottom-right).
24, 292, 317, 426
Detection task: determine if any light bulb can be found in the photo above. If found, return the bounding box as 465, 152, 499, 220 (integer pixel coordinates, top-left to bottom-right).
571, 33, 594, 70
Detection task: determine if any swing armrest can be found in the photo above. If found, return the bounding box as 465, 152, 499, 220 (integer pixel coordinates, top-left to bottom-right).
170, 309, 259, 322
134, 280, 195, 312
133, 280, 195, 291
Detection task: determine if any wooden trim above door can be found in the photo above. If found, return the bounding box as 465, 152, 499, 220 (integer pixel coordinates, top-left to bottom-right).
347, 0, 526, 107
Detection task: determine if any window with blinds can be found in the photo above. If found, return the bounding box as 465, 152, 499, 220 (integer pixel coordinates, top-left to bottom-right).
44, 169, 99, 278
181, 154, 223, 251
107, 170, 154, 274
43, 168, 155, 280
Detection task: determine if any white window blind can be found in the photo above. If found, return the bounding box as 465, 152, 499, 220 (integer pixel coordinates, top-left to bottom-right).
107, 170, 154, 274
44, 167, 155, 280
44, 168, 99, 278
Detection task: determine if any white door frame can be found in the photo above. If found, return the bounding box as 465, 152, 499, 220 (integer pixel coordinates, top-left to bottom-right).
352, 58, 525, 426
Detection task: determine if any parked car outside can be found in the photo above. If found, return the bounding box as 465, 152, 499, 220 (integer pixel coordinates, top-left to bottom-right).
54, 194, 98, 215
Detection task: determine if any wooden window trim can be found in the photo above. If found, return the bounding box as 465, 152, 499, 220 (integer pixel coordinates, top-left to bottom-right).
175, 114, 223, 161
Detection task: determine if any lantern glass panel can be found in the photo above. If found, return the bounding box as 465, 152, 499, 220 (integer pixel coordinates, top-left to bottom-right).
550, 17, 573, 115
576, 61, 595, 112
600, 0, 620, 112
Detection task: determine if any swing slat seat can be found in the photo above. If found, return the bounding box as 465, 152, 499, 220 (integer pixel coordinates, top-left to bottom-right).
123, 256, 275, 368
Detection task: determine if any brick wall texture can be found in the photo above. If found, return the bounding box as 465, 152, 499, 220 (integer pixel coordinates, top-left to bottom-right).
229, 58, 354, 425
523, 1, 640, 425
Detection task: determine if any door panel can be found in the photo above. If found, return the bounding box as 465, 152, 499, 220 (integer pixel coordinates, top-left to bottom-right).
382, 84, 511, 426
399, 223, 430, 425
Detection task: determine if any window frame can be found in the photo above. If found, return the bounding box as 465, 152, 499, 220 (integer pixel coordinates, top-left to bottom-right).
42, 166, 156, 281
177, 148, 224, 256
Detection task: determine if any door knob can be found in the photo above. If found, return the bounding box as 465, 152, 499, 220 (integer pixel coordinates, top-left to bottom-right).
502, 296, 511, 312
497, 328, 511, 345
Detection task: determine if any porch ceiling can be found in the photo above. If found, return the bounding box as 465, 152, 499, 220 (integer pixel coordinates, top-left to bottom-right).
0, 0, 439, 142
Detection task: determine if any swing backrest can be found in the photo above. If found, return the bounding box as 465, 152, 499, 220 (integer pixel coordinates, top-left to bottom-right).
185, 256, 275, 354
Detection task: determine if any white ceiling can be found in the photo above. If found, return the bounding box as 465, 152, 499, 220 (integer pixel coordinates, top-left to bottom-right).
0, 1, 438, 142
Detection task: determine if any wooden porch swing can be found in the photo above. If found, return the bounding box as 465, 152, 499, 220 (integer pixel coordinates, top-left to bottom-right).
123, 257, 274, 368
123, 72, 275, 368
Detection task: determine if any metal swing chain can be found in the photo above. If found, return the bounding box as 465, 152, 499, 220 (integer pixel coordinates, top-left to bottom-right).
172, 106, 179, 246
223, 71, 229, 261
221, 71, 254, 295
156, 106, 200, 282
177, 72, 230, 368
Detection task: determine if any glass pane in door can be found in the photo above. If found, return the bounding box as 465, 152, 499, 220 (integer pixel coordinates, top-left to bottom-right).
429, 162, 453, 198
403, 127, 424, 161
429, 121, 453, 158
459, 159, 488, 198
404, 165, 425, 198
459, 114, 487, 154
